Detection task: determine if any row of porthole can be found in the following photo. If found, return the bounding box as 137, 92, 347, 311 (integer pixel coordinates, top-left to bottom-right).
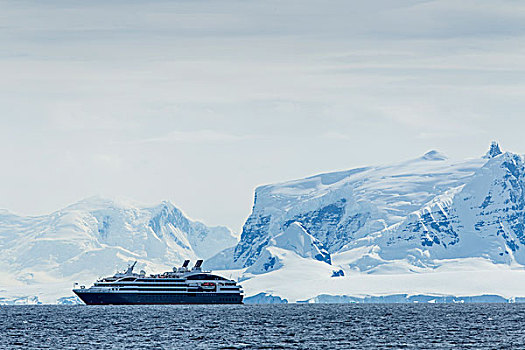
219, 298, 238, 302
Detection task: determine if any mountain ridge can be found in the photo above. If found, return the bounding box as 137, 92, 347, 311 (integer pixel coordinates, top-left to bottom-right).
205, 142, 525, 301
5, 141, 525, 303
0, 197, 237, 303
214, 145, 493, 270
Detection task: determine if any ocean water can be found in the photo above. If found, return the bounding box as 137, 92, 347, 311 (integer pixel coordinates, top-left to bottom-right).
1, 304, 524, 349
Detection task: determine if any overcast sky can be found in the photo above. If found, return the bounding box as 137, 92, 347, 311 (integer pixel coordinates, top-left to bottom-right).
1, 0, 525, 231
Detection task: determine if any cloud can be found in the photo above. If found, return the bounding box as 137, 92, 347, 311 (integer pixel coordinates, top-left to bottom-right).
136, 129, 254, 144
1, 0, 525, 231
320, 132, 352, 141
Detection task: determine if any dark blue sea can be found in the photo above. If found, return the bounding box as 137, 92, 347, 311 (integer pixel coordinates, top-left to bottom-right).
1, 304, 524, 349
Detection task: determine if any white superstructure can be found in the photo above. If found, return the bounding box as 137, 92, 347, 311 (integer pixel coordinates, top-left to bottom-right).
73, 260, 243, 304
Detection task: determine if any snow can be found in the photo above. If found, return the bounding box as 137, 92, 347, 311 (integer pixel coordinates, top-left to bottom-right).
0, 197, 237, 303
225, 148, 488, 269
421, 150, 448, 161
237, 252, 525, 303
208, 142, 525, 302
6, 142, 525, 304
271, 222, 331, 263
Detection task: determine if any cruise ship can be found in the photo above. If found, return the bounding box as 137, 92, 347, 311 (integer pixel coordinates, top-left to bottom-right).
73, 260, 243, 305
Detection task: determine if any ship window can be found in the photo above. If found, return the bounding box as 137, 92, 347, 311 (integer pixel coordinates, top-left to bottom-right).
186, 274, 228, 281
118, 277, 137, 282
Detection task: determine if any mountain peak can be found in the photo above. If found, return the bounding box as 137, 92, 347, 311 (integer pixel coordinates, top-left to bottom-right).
483, 141, 503, 159
64, 196, 122, 211
421, 150, 448, 161
156, 200, 177, 211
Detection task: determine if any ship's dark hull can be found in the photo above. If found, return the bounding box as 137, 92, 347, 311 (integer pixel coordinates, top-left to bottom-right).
73, 290, 243, 305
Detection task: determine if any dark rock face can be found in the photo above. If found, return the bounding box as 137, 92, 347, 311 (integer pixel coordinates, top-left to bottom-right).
475, 153, 525, 252
233, 214, 272, 267
399, 206, 460, 249
484, 141, 503, 159
331, 269, 345, 277
233, 199, 363, 267
313, 243, 332, 265
97, 215, 111, 239
283, 199, 369, 253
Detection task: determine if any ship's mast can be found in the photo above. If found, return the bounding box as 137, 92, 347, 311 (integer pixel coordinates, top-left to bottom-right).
125, 261, 137, 275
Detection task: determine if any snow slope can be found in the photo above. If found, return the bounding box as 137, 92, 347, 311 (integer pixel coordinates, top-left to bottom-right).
0, 197, 237, 303
245, 222, 331, 275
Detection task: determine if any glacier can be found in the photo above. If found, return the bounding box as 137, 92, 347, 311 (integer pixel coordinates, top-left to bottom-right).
206, 142, 525, 302
0, 197, 237, 304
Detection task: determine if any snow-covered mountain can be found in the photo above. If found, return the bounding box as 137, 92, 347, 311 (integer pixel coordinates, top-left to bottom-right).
208, 142, 525, 302
5, 142, 525, 304
0, 197, 237, 303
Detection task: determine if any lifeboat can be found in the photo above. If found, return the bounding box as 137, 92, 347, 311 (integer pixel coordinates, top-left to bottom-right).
201, 282, 216, 290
